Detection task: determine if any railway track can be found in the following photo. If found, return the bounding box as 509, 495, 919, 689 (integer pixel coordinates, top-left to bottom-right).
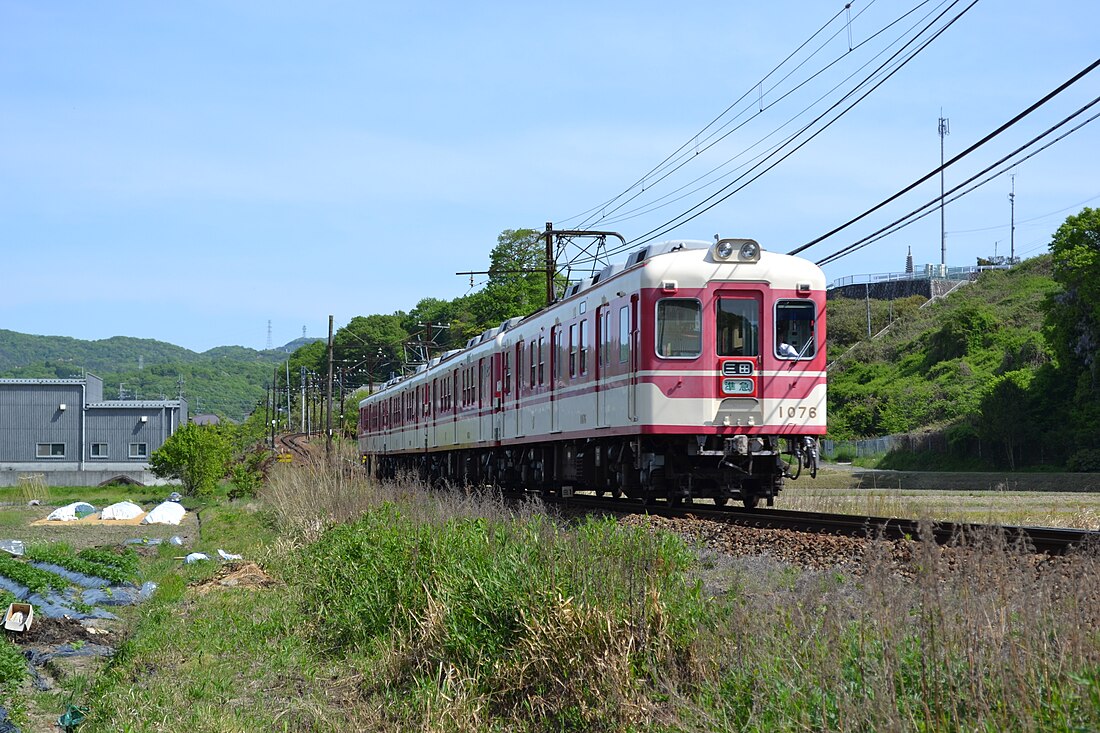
554, 494, 1100, 555
275, 432, 313, 461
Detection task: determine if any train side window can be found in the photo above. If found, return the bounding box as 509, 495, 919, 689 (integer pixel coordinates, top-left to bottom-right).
579, 319, 589, 375
538, 336, 545, 384
775, 300, 817, 359
656, 298, 702, 358
529, 341, 537, 388
717, 297, 759, 356
618, 306, 630, 363
569, 324, 577, 378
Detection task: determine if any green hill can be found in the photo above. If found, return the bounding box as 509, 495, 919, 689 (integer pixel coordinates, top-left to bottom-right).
0, 330, 298, 420
825, 255, 1073, 469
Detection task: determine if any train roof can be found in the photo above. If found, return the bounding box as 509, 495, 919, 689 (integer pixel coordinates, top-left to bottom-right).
360, 238, 822, 405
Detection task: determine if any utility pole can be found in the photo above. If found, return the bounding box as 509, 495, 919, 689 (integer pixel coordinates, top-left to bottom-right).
300, 366, 307, 434
865, 283, 872, 338
271, 366, 279, 448
326, 315, 334, 460
1009, 173, 1016, 263
545, 222, 555, 306
938, 113, 950, 268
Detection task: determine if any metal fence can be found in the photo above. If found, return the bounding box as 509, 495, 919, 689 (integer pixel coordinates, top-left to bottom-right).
823, 431, 950, 458
829, 264, 1015, 290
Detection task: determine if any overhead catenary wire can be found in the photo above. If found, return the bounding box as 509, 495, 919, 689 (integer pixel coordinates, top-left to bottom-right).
813, 98, 1100, 266
948, 192, 1100, 235
560, 0, 978, 270
559, 2, 852, 227
581, 0, 956, 232
573, 0, 943, 232
790, 56, 1100, 258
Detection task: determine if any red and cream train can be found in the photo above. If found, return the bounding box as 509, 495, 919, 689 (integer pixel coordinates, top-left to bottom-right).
358, 238, 826, 507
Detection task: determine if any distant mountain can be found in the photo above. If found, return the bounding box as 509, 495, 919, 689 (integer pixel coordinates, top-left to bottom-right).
277, 336, 325, 353
0, 329, 300, 420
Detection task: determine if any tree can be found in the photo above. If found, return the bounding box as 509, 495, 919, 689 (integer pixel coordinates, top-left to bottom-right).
466, 228, 547, 330
1043, 207, 1100, 460
149, 423, 233, 497
1045, 207, 1100, 380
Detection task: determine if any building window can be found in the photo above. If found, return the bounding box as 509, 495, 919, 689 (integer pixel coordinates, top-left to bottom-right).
36, 443, 65, 458
90, 443, 108, 458
129, 443, 148, 459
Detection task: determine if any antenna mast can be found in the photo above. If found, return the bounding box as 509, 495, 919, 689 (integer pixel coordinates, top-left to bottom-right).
938, 112, 950, 267
1009, 173, 1016, 263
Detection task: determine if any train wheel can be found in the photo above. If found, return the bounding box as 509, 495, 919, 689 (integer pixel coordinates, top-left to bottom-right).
714, 496, 728, 507
742, 494, 760, 509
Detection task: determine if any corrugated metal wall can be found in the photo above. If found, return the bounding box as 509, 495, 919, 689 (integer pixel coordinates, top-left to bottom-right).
0, 382, 83, 462
85, 406, 173, 462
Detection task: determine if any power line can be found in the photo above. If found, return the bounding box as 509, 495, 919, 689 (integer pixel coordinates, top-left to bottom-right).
790, 56, 1100, 258
559, 2, 853, 227
561, 0, 977, 269
814, 96, 1100, 266
573, 0, 942, 232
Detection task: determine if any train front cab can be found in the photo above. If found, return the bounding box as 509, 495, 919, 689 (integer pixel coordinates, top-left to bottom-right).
640, 255, 825, 507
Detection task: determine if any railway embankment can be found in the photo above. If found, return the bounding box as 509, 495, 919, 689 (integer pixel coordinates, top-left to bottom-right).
823, 464, 1100, 492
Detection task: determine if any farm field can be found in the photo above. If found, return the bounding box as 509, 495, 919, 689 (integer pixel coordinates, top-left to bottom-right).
1, 461, 1099, 732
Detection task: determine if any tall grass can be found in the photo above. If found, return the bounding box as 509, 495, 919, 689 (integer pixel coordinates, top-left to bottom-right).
262, 462, 1100, 731
73, 456, 1100, 732
273, 463, 704, 730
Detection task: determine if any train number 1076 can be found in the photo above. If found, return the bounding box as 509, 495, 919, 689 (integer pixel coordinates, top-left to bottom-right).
781, 405, 818, 420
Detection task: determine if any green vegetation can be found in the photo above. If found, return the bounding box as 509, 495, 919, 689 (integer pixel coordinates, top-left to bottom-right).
77, 546, 140, 577
149, 423, 235, 497
0, 634, 25, 691
34, 463, 1092, 732
828, 209, 1100, 470
24, 543, 137, 584
0, 555, 69, 594
0, 329, 300, 421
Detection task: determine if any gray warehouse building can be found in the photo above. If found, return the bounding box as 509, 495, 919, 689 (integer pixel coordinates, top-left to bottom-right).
0, 374, 187, 487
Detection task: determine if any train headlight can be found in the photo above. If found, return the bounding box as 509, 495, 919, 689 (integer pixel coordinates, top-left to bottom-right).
715, 238, 761, 263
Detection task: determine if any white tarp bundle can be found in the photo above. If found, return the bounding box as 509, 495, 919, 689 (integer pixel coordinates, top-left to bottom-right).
141, 501, 186, 526
46, 502, 96, 521
101, 501, 144, 521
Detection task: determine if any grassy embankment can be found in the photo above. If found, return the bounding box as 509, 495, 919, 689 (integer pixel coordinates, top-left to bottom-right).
4, 458, 1100, 731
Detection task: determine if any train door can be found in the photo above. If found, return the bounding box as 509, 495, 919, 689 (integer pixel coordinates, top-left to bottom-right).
550, 325, 561, 433
431, 378, 439, 449
600, 303, 632, 426
595, 305, 608, 428
513, 341, 525, 437
629, 295, 639, 421
496, 349, 510, 442
451, 369, 459, 445
478, 357, 486, 443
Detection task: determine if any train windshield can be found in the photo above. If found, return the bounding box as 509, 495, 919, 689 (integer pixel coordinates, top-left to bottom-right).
656, 299, 702, 357
717, 297, 759, 356
775, 300, 817, 359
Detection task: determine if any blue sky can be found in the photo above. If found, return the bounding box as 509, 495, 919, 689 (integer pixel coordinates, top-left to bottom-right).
2, 1, 1098, 352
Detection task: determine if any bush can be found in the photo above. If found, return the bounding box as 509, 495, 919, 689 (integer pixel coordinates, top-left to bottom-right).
1066, 448, 1100, 472
290, 504, 705, 728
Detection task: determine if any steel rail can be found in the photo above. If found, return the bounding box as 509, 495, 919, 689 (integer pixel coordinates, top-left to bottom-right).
554, 494, 1100, 556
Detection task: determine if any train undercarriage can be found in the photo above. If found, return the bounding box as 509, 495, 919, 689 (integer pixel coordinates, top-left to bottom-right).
369, 434, 819, 508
